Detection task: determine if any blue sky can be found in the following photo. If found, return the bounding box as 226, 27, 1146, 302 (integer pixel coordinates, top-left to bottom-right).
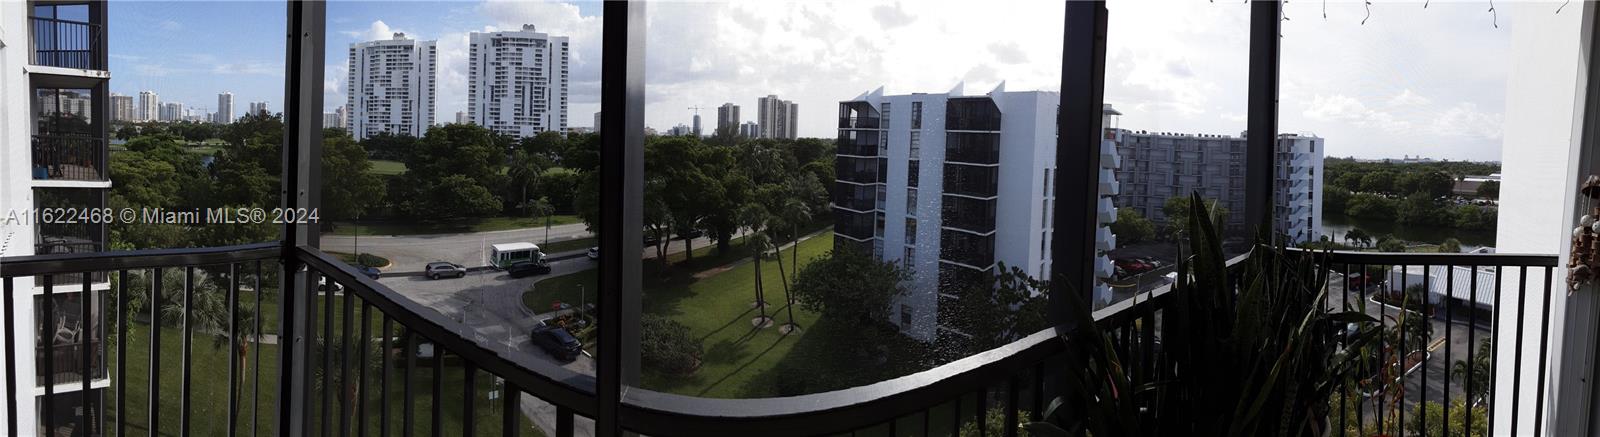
109, 1, 287, 114
106, 1, 1518, 162
109, 1, 603, 120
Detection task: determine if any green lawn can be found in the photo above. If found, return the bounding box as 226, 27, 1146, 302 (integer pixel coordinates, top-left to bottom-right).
540, 236, 595, 255
525, 231, 929, 398
104, 322, 282, 437
369, 159, 407, 176
328, 215, 582, 236
102, 300, 543, 437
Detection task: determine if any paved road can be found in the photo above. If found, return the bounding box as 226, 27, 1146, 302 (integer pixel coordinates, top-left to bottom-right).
321, 223, 595, 273
354, 225, 750, 436
322, 224, 740, 273
377, 259, 600, 436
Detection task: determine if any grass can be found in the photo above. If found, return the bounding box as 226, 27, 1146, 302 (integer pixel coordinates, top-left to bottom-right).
539, 236, 596, 255
369, 159, 407, 176
100, 298, 544, 437
103, 322, 282, 436
185, 146, 219, 155
328, 215, 582, 236
527, 231, 930, 398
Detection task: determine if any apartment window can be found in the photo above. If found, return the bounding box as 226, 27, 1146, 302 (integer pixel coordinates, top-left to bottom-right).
909, 131, 921, 157
911, 101, 923, 129
906, 218, 917, 245
900, 304, 914, 327
1042, 199, 1049, 224
1043, 169, 1053, 197
907, 188, 918, 213
908, 160, 920, 187
882, 102, 891, 129
875, 213, 886, 238
904, 247, 916, 273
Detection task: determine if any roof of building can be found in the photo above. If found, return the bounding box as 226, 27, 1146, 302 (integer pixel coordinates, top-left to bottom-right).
491, 242, 540, 252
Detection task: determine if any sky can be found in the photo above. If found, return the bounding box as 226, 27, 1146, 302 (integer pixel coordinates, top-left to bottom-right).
106, 0, 1535, 162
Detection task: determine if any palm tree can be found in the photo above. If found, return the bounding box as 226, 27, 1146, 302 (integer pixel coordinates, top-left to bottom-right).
525, 196, 555, 246
507, 150, 547, 216
775, 195, 812, 332
739, 203, 773, 326
1345, 228, 1370, 248
133, 268, 262, 420
1453, 338, 1493, 406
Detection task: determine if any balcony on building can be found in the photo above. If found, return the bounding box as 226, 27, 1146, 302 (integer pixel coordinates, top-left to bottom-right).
28, 2, 108, 75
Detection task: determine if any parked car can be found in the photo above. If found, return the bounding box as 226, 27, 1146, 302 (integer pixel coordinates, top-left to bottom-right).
358, 265, 382, 280
1114, 258, 1155, 275
426, 262, 467, 280
1347, 272, 1376, 290
506, 260, 553, 278
530, 326, 582, 362
587, 247, 599, 260
317, 277, 343, 293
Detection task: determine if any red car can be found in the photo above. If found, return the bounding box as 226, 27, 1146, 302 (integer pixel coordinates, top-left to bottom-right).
1114, 258, 1155, 275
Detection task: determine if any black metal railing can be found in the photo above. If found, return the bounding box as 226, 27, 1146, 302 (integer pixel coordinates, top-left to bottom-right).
30, 16, 104, 70
0, 244, 1559, 436
33, 134, 107, 181
833, 182, 877, 212
944, 132, 1000, 165
1296, 249, 1559, 437
36, 340, 103, 388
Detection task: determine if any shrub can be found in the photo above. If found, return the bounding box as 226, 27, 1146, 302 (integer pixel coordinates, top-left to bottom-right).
356, 253, 388, 267
641, 314, 702, 375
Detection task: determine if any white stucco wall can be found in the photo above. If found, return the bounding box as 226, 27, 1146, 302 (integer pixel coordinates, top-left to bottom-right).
0, 1, 41, 434
1493, 3, 1583, 435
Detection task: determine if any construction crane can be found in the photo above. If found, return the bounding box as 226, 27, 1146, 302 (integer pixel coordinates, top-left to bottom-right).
687, 106, 704, 136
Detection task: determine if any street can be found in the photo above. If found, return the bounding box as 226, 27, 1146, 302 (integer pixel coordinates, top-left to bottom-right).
346, 225, 751, 436
321, 223, 741, 272
321, 223, 595, 272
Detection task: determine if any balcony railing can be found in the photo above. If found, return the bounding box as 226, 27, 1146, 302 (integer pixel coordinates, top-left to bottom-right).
0, 243, 1558, 436
33, 134, 107, 181
36, 340, 103, 388
30, 16, 104, 70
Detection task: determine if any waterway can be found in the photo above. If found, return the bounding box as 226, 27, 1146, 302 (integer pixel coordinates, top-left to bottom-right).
1320, 213, 1496, 252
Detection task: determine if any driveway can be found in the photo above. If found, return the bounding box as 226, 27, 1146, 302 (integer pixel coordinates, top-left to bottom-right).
377, 258, 599, 436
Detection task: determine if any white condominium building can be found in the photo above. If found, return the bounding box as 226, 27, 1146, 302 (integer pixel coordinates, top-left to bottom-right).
137, 90, 159, 122
468, 24, 568, 140
248, 101, 269, 116
2, 1, 113, 433
160, 102, 183, 121
109, 93, 133, 122
347, 33, 437, 139
834, 84, 1120, 341
1112, 130, 1324, 243
216, 91, 234, 124
757, 95, 798, 139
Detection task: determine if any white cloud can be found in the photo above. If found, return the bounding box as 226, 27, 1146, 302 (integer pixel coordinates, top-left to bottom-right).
641, 0, 1064, 136
1387, 89, 1430, 107
1430, 102, 1503, 139
871, 2, 916, 29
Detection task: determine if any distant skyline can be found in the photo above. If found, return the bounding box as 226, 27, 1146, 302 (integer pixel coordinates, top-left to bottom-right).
107, 1, 1514, 161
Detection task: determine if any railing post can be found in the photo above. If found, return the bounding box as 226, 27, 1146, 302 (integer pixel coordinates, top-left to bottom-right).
280, 1, 325, 436
1243, 0, 1281, 241
1051, 0, 1107, 324
598, 1, 645, 436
